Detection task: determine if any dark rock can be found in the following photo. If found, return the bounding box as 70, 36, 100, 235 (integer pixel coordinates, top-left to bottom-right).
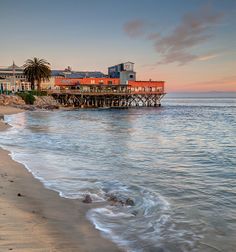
107, 194, 124, 206
118, 200, 125, 206
107, 194, 135, 207
125, 198, 135, 206
107, 194, 118, 202
132, 210, 138, 216
108, 195, 128, 206
17, 193, 22, 197
0, 114, 4, 121
82, 194, 92, 203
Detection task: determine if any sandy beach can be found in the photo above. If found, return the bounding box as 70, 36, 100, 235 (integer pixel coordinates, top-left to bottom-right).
0, 106, 121, 252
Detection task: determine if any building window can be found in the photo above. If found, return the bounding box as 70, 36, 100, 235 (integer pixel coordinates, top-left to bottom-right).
108, 81, 112, 84
129, 74, 134, 78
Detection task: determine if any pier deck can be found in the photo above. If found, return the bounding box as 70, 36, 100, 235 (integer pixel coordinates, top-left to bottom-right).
47, 85, 165, 108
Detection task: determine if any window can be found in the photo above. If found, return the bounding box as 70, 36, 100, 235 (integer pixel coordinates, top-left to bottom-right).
129, 74, 134, 78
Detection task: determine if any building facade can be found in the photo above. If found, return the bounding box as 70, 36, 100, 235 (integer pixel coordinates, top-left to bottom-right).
108, 62, 136, 84
0, 63, 30, 92
54, 62, 165, 94
0, 61, 165, 95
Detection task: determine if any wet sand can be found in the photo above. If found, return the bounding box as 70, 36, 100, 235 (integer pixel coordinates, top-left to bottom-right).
0, 106, 121, 252
0, 106, 24, 130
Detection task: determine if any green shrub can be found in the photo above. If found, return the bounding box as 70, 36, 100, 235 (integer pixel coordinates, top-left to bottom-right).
17, 92, 35, 105
29, 90, 47, 96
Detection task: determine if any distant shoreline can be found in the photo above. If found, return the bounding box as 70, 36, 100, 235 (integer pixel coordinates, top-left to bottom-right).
165, 91, 236, 98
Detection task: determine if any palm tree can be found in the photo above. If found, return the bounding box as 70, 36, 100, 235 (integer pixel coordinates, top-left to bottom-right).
23, 57, 51, 91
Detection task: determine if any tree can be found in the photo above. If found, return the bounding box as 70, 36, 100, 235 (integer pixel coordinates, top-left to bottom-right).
23, 57, 51, 91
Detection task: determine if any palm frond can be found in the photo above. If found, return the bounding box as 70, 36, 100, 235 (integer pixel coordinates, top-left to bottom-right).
23, 57, 51, 90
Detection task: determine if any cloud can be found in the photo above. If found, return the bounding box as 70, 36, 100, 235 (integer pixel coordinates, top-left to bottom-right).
153, 7, 224, 65
197, 52, 221, 61
190, 75, 236, 86
146, 32, 160, 40
157, 51, 198, 65
123, 19, 147, 38
124, 6, 224, 65
177, 75, 236, 92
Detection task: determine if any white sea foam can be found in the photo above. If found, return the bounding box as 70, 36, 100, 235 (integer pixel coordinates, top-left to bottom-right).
86, 184, 173, 252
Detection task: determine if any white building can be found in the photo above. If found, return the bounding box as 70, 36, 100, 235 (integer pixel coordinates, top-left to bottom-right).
0, 62, 30, 92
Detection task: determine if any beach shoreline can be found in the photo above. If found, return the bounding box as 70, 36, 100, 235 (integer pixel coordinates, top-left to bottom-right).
0, 106, 121, 252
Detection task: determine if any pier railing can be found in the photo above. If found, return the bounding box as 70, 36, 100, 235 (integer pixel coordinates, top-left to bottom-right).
47, 89, 164, 96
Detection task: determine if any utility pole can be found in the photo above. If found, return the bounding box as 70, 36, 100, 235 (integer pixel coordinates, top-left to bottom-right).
12, 60, 16, 94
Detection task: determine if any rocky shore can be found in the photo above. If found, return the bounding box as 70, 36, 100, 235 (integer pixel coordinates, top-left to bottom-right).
0, 94, 59, 110
0, 94, 25, 106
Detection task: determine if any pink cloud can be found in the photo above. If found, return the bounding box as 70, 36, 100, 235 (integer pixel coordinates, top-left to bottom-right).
123, 19, 147, 38
176, 75, 236, 92
153, 7, 224, 65
197, 52, 221, 61
189, 75, 236, 86
124, 6, 224, 65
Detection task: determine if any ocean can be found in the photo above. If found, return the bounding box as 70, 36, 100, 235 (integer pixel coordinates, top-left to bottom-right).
0, 94, 236, 252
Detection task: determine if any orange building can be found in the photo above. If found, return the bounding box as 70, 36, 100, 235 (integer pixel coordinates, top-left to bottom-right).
53, 62, 165, 95
128, 81, 165, 94
55, 77, 80, 87
55, 77, 165, 93
79, 78, 120, 85
55, 77, 120, 88
50, 63, 166, 107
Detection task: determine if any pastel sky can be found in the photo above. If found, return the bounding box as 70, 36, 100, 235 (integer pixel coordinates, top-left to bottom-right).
0, 0, 235, 92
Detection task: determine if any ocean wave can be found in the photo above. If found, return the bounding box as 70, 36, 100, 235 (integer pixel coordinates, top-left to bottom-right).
87, 183, 172, 252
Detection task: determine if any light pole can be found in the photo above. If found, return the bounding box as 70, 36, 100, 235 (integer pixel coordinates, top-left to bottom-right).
10, 61, 17, 94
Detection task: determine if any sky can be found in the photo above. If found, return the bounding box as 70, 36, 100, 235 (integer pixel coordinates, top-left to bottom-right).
0, 0, 235, 92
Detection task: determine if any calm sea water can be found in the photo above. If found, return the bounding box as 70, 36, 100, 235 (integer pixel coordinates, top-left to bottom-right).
0, 95, 236, 252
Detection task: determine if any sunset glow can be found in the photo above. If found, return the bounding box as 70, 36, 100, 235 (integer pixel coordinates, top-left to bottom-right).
1, 0, 235, 92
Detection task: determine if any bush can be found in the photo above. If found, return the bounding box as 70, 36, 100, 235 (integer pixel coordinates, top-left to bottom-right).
17, 92, 35, 105
29, 90, 47, 96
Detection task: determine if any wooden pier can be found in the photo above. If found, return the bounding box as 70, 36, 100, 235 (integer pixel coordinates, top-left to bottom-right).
48, 84, 165, 108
